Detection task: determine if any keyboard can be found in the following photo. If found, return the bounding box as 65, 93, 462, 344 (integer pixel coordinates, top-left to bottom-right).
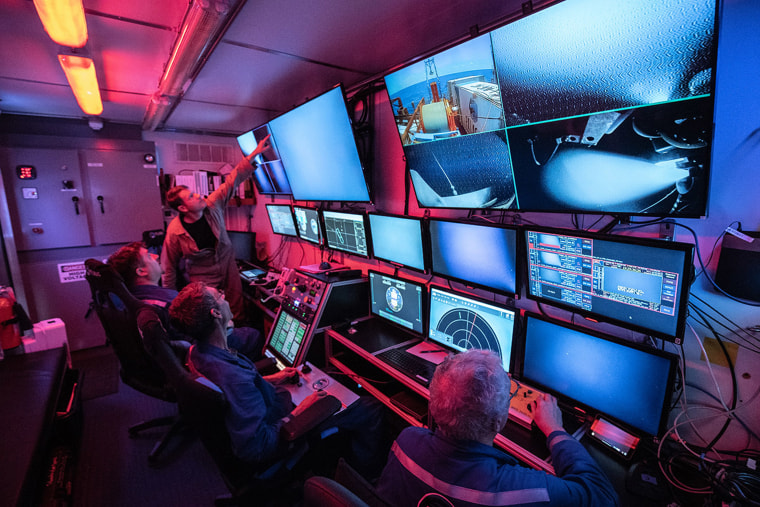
377, 348, 435, 386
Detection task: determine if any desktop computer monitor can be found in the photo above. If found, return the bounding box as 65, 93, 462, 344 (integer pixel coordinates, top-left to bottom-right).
518, 314, 678, 436
368, 270, 425, 334
322, 210, 369, 257
293, 206, 321, 245
368, 213, 425, 272
429, 219, 518, 296
524, 227, 693, 342
265, 204, 297, 237
428, 286, 517, 371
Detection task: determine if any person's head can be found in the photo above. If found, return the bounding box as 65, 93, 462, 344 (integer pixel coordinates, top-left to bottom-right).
166, 185, 206, 215
169, 282, 232, 343
107, 241, 162, 287
429, 349, 511, 443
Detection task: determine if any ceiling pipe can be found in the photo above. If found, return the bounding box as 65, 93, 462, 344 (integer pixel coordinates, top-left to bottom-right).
142, 0, 244, 131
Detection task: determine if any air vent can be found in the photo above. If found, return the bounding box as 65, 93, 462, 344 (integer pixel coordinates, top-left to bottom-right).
175, 143, 235, 163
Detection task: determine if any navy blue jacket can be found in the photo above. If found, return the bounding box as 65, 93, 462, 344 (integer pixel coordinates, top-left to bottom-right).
375, 427, 618, 507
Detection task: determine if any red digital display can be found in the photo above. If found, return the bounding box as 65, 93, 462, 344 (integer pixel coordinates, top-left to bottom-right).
16, 165, 37, 180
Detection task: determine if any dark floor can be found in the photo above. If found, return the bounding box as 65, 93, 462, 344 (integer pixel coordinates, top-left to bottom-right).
71, 346, 230, 506
68, 345, 399, 507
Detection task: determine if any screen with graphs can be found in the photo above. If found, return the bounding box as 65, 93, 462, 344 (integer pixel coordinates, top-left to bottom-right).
322, 210, 368, 256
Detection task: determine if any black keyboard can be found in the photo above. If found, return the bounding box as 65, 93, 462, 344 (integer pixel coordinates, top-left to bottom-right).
377, 348, 435, 386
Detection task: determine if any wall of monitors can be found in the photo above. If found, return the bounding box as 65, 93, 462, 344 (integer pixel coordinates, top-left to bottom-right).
384, 0, 718, 216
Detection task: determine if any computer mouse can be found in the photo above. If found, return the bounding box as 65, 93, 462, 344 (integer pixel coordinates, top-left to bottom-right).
347, 327, 357, 335
319, 261, 332, 270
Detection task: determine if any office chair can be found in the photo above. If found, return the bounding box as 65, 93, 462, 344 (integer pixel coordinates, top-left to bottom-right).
84, 258, 184, 464
140, 322, 342, 507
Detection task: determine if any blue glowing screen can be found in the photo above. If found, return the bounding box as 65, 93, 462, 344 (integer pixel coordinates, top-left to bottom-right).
384, 0, 717, 216
268, 86, 370, 202
521, 315, 676, 436
368, 214, 425, 271
237, 125, 292, 195
265, 204, 297, 237
429, 219, 517, 295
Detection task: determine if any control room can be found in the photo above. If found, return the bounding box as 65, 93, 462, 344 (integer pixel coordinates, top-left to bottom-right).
1, 0, 759, 506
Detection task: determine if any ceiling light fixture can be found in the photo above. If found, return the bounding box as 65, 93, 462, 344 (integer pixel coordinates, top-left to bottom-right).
58, 54, 103, 116
142, 0, 243, 131
32, 0, 88, 48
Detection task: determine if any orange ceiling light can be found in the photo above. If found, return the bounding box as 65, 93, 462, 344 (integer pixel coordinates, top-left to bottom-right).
58, 54, 103, 115
32, 0, 88, 48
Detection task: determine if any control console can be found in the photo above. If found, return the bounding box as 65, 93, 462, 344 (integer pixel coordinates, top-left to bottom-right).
274, 268, 327, 324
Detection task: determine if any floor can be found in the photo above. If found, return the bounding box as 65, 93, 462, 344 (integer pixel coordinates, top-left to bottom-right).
70, 346, 230, 506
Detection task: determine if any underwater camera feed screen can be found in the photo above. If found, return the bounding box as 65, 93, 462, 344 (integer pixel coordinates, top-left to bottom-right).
384, 0, 718, 216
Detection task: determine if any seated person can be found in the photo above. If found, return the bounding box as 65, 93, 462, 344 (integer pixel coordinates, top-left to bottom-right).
375, 349, 619, 507
108, 241, 264, 360
168, 282, 388, 477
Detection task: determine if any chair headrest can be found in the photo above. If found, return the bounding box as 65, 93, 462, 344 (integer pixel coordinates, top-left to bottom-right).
85, 258, 126, 287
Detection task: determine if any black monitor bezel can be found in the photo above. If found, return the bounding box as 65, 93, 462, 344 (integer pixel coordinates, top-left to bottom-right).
427, 217, 520, 297
523, 225, 693, 342
368, 269, 428, 336
264, 203, 298, 238
427, 284, 519, 373
367, 212, 427, 273
320, 209, 370, 258
292, 205, 322, 245
514, 312, 679, 437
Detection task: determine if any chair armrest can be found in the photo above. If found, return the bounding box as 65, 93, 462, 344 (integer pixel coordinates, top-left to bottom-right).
280, 395, 341, 441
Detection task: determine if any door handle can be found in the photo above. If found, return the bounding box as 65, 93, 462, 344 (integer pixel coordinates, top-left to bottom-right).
72, 196, 80, 215
97, 195, 104, 214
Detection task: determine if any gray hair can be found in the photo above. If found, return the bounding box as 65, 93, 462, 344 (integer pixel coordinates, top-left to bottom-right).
429, 349, 510, 442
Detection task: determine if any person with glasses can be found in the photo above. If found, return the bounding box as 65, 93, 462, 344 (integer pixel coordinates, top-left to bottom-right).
169, 282, 389, 478
375, 349, 618, 507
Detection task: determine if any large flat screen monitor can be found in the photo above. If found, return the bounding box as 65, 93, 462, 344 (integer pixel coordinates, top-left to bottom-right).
267, 310, 309, 367
268, 85, 370, 202
384, 0, 718, 216
525, 227, 693, 342
428, 286, 517, 372
293, 206, 321, 245
237, 125, 292, 195
429, 219, 518, 296
518, 314, 678, 436
265, 204, 297, 237
369, 270, 425, 335
368, 213, 425, 272
322, 210, 368, 257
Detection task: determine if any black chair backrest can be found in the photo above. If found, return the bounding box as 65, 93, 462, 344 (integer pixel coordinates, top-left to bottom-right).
84, 258, 170, 399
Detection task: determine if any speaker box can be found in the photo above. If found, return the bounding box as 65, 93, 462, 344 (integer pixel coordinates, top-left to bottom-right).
715, 231, 760, 302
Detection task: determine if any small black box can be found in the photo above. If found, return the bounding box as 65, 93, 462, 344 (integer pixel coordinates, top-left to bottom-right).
715, 231, 760, 302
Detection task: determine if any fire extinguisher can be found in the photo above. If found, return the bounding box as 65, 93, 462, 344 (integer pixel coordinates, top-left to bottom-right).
0, 287, 24, 352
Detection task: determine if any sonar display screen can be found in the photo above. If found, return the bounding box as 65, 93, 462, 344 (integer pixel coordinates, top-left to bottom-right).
428, 286, 516, 371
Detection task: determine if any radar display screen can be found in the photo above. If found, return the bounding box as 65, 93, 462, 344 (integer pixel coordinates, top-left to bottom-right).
428, 286, 516, 371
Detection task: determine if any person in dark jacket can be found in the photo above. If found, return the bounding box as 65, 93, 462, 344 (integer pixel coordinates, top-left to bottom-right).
375, 349, 619, 507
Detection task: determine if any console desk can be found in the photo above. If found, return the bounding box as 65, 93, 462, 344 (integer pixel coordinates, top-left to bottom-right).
324, 323, 667, 507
